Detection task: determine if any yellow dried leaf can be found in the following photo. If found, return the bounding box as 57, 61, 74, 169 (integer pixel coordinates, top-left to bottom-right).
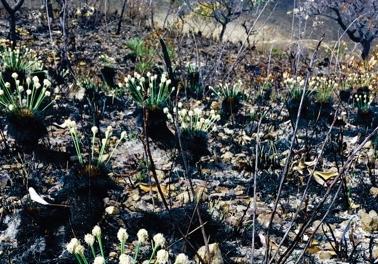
313, 170, 338, 186
138, 183, 169, 196
306, 240, 321, 254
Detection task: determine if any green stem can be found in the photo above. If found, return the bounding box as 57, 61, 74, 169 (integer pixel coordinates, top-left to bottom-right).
148, 245, 159, 264
91, 133, 96, 164
97, 235, 105, 259
120, 240, 125, 255
105, 138, 124, 166
79, 253, 89, 264
74, 254, 84, 264
133, 242, 141, 263
90, 245, 96, 259
97, 135, 109, 166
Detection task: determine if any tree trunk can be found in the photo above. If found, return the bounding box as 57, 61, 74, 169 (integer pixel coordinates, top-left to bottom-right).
46, 0, 54, 20
116, 0, 127, 34
9, 13, 16, 49
219, 23, 227, 42
361, 39, 372, 60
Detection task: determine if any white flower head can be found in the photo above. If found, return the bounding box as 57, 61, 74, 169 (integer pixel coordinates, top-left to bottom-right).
180, 109, 187, 116
8, 104, 14, 111
5, 82, 10, 88
105, 126, 113, 137
93, 256, 105, 264
26, 89, 32, 95
178, 102, 183, 108
43, 79, 51, 87
74, 244, 85, 255
92, 225, 101, 237
163, 107, 169, 114
32, 76, 39, 84
117, 228, 129, 243
137, 229, 148, 243
119, 254, 133, 264
11, 72, 18, 79
156, 249, 169, 264
0, 90, 4, 96
174, 253, 189, 264
66, 238, 79, 254
153, 233, 166, 248
45, 91, 51, 97
18, 86, 24, 92
91, 126, 98, 134
120, 131, 127, 139
84, 233, 95, 246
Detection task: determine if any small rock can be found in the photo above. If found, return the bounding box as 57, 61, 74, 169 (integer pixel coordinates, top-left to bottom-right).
221, 151, 233, 161
359, 209, 378, 232
177, 191, 191, 204
108, 251, 117, 259
224, 128, 234, 135
373, 246, 378, 260
370, 187, 378, 198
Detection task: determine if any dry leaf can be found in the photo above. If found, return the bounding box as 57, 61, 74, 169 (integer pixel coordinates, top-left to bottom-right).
306, 240, 321, 254
138, 183, 169, 196
313, 170, 338, 186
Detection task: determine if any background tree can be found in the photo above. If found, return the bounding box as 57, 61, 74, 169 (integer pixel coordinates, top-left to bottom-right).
0, 0, 25, 48
299, 0, 378, 60
184, 0, 261, 41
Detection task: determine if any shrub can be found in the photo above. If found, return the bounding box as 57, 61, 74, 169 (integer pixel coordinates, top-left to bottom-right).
126, 38, 155, 74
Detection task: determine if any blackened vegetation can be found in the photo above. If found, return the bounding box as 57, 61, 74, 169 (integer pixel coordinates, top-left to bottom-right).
6, 109, 47, 147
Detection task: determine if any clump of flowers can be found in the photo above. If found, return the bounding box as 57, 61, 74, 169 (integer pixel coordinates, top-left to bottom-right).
63, 122, 127, 168
122, 72, 174, 110
0, 47, 43, 75
67, 225, 190, 264
0, 74, 53, 113
165, 104, 220, 135
0, 74, 53, 145
75, 4, 95, 17
309, 76, 336, 104
186, 62, 202, 97
211, 80, 245, 101
211, 80, 245, 115
99, 54, 116, 68
343, 72, 376, 90
354, 93, 374, 113
282, 73, 307, 100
